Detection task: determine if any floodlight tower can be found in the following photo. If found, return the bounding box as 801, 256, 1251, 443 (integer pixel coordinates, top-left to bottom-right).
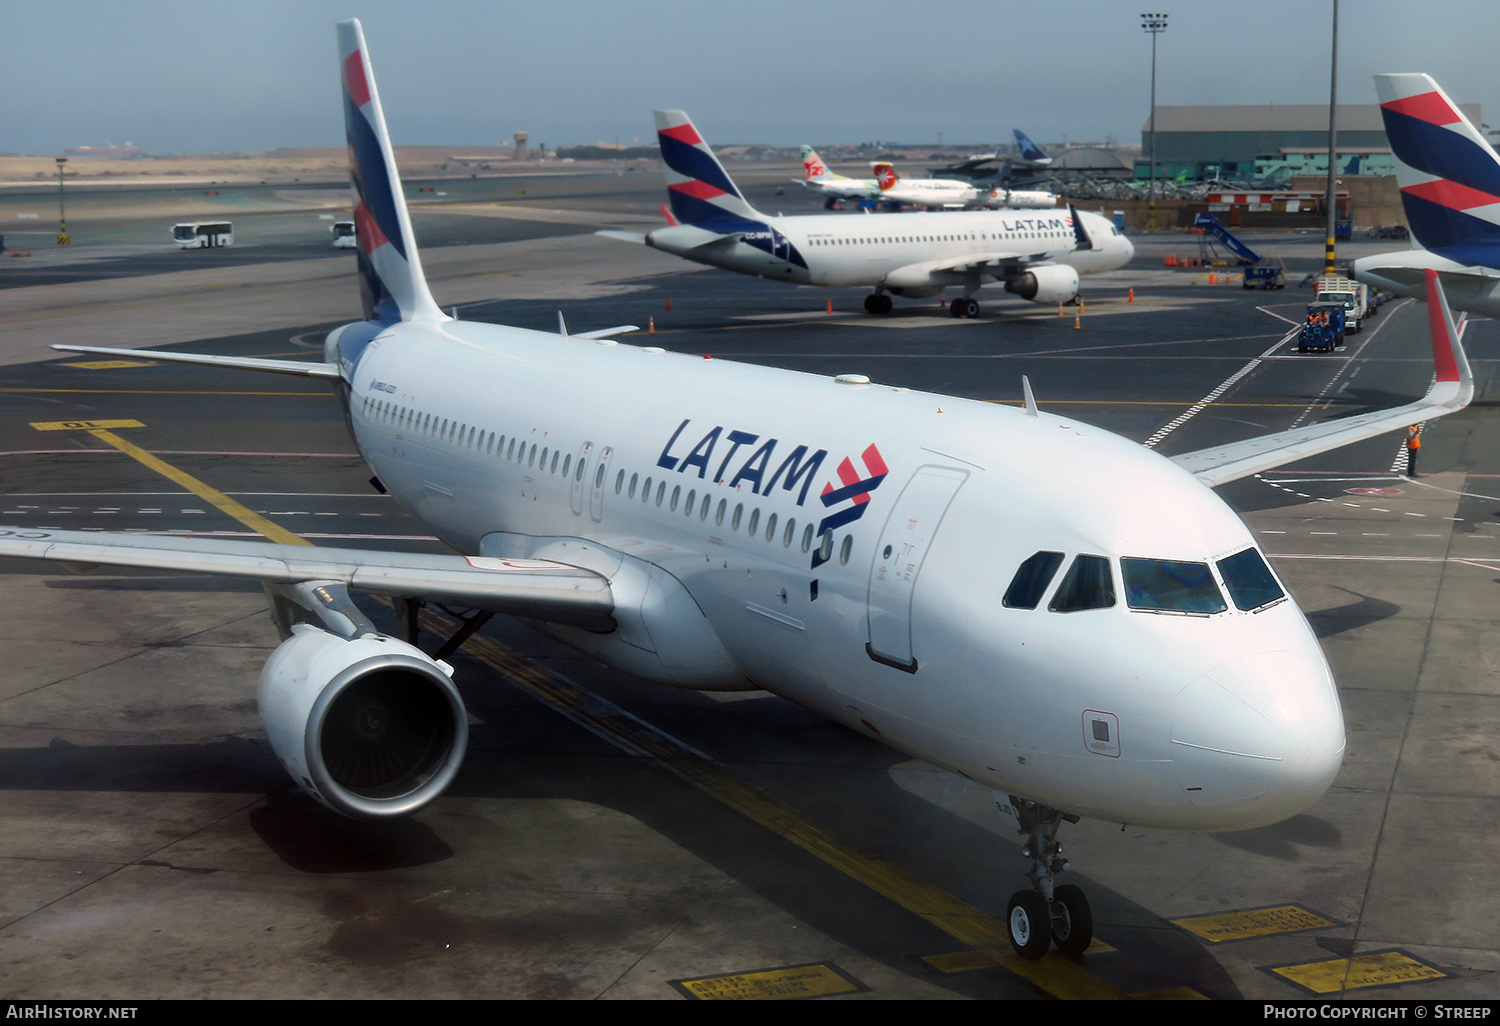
1141, 12, 1168, 230
55, 157, 70, 246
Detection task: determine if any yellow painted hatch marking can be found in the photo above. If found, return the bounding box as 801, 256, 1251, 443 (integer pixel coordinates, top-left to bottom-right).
671, 963, 864, 1000
1268, 949, 1449, 995
29, 420, 310, 547
1173, 904, 1338, 943
30, 419, 145, 431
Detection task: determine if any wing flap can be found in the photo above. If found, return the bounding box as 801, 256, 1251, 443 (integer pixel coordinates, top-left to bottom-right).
883, 250, 1027, 287
0, 527, 614, 629
1172, 270, 1472, 487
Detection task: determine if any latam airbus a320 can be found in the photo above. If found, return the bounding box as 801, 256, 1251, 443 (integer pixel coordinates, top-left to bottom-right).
599, 112, 1129, 318
3, 20, 1477, 960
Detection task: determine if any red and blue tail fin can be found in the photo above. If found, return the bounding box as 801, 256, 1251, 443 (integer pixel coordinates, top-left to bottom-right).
1376, 73, 1500, 269
653, 110, 766, 232
337, 19, 446, 324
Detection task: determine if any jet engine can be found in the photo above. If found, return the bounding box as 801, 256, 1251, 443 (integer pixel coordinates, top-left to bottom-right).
258, 625, 468, 819
1005, 264, 1080, 304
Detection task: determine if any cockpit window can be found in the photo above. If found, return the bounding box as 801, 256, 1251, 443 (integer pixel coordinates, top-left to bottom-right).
1121, 558, 1227, 614
1216, 548, 1286, 611
1003, 550, 1064, 609
1048, 554, 1115, 613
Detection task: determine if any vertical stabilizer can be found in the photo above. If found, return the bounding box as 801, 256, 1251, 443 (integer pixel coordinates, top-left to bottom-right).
654, 110, 767, 230
338, 19, 447, 324
1376, 73, 1500, 267
1013, 129, 1052, 167
801, 145, 835, 181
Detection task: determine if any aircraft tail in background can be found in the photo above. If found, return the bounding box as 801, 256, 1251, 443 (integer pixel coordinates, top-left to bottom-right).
654, 110, 767, 231
1013, 129, 1053, 167
1376, 73, 1500, 269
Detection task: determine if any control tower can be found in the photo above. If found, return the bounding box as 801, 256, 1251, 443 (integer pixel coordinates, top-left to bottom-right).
513, 131, 529, 161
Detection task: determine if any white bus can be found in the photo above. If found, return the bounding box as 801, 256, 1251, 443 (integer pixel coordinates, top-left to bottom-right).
331, 221, 357, 248
172, 222, 233, 249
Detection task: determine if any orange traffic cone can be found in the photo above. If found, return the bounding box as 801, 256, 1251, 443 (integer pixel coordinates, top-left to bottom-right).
1074, 312, 1081, 330
826, 298, 833, 314
665, 295, 672, 311
648, 316, 655, 334
1128, 288, 1135, 302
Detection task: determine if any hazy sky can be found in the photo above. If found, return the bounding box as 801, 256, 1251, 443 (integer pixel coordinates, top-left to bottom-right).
7, 0, 1496, 155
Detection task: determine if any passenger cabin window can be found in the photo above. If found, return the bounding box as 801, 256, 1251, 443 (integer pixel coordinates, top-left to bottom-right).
1003, 551, 1065, 609
1120, 558, 1226, 615
1216, 548, 1286, 611
1048, 554, 1115, 613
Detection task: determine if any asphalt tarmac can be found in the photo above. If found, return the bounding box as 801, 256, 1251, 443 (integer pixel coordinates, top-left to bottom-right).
1, 178, 1498, 1001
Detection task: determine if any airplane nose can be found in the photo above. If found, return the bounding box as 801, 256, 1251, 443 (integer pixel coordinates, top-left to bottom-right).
1171, 651, 1345, 829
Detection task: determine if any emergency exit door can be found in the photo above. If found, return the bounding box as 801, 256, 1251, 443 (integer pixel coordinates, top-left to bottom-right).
865, 465, 968, 671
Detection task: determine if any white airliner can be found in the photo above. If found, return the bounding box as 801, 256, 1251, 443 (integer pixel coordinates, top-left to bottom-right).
873, 161, 1058, 211
1352, 73, 1500, 317
797, 145, 1056, 212
601, 111, 1124, 318
2, 21, 1477, 960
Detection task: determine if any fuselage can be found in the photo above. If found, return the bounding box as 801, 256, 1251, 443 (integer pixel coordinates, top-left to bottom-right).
330, 318, 1345, 832
643, 207, 1133, 291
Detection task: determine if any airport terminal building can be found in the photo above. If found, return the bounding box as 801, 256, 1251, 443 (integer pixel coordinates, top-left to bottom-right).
1137, 102, 1482, 182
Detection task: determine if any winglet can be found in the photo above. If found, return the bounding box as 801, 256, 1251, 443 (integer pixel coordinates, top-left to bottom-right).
1425, 267, 1469, 387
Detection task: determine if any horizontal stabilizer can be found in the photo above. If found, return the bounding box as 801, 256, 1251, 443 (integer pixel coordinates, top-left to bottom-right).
1172, 270, 1472, 487
0, 526, 614, 629
595, 229, 647, 245
52, 345, 342, 380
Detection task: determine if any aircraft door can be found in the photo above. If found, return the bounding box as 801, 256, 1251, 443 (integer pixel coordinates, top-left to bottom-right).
571, 440, 592, 516
589, 445, 614, 522
865, 465, 968, 672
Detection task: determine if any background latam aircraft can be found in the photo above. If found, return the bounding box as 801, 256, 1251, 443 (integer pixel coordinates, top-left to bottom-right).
0, 20, 1477, 960
601, 111, 1124, 318
1353, 73, 1500, 317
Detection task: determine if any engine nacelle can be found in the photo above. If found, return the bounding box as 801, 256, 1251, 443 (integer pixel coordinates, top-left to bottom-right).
1005, 264, 1080, 304
258, 626, 468, 819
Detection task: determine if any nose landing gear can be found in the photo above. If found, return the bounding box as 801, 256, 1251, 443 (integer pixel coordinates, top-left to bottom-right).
1002, 796, 1094, 958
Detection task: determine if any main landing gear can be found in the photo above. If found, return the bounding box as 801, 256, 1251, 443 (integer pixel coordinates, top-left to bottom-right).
863, 292, 893, 315
1004, 796, 1093, 959
949, 296, 979, 319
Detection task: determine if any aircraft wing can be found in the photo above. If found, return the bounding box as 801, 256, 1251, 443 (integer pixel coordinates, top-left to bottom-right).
882, 249, 1035, 287
1170, 270, 1471, 488
52, 344, 342, 380
0, 527, 615, 630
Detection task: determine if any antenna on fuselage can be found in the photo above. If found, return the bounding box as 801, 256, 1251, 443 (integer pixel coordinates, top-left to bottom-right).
1022, 375, 1039, 417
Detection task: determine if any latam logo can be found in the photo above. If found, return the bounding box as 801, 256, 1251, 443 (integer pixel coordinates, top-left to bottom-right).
813, 444, 888, 568
656, 421, 890, 567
